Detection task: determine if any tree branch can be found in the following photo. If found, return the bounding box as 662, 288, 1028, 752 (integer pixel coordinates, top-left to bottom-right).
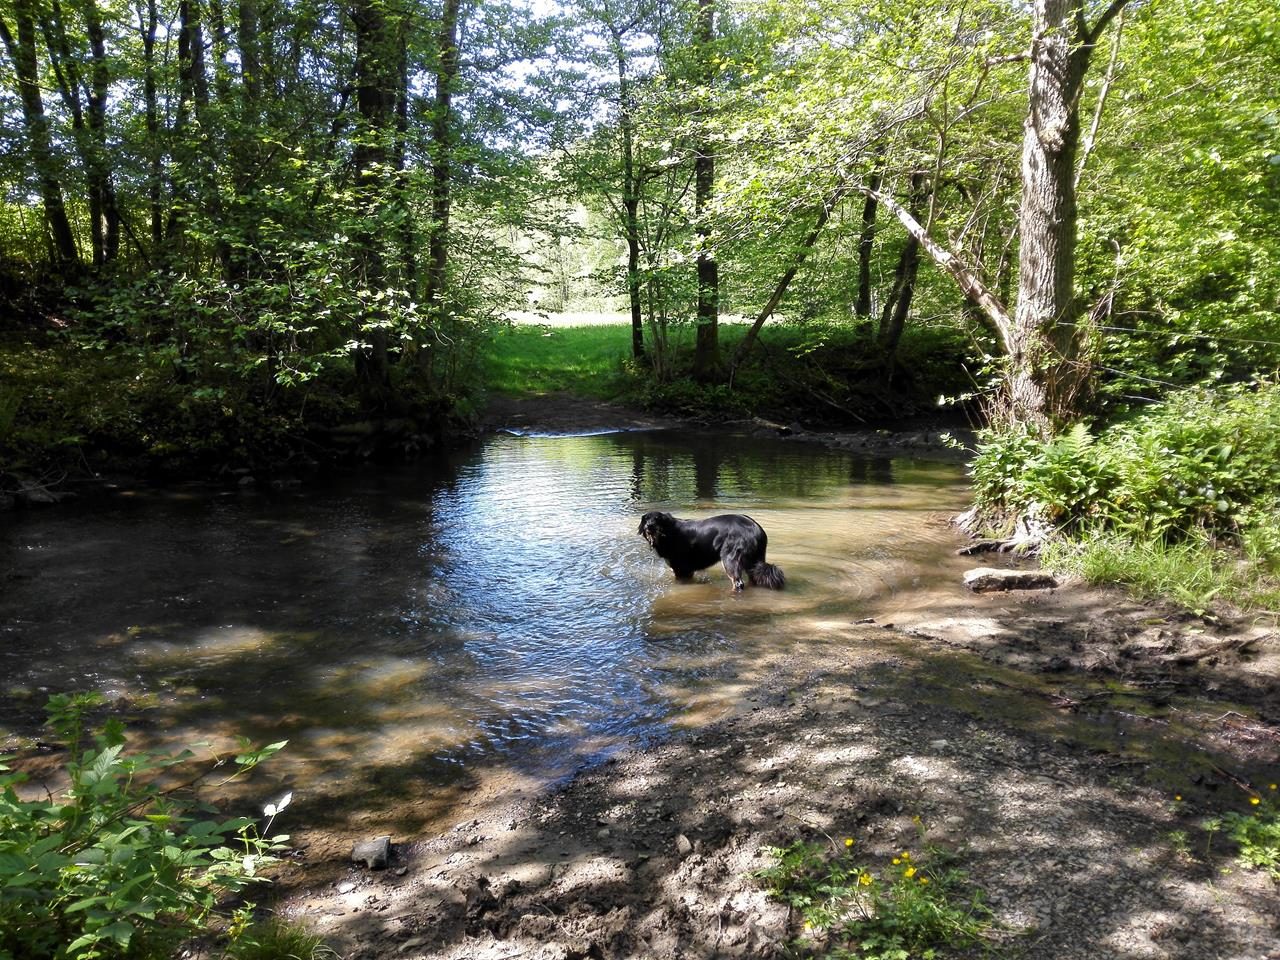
1086, 0, 1132, 46
860, 181, 1013, 342
729, 181, 850, 381
1075, 7, 1123, 189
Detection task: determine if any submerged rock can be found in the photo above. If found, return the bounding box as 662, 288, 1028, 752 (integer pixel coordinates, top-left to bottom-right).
963, 567, 1059, 592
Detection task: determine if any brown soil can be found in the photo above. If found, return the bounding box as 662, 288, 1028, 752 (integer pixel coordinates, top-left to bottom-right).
274, 396, 1280, 960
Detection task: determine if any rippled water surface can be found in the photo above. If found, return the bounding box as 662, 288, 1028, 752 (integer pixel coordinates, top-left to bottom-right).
0, 429, 973, 827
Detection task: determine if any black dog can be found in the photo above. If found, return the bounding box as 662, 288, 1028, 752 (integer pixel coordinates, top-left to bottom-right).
638, 511, 786, 592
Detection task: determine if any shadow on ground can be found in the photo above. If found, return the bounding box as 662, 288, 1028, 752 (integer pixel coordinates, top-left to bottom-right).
282, 625, 1280, 960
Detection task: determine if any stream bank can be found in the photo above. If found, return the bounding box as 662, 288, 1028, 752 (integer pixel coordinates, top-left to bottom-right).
268, 395, 1279, 959
276, 595, 1279, 959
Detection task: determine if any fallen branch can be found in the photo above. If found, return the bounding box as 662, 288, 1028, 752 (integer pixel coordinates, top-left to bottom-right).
1166, 636, 1260, 666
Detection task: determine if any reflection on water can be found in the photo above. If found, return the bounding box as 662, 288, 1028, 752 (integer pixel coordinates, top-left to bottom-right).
0, 429, 971, 827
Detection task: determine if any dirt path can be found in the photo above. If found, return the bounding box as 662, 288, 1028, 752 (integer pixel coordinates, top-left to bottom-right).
275, 396, 1280, 959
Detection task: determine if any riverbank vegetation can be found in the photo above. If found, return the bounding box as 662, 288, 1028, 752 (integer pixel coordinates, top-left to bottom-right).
2, 0, 1277, 605
0, 694, 305, 960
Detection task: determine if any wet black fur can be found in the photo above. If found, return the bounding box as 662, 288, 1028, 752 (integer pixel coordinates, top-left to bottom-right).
638, 511, 786, 592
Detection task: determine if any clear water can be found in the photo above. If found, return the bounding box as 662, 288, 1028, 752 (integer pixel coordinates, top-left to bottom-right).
0, 429, 973, 828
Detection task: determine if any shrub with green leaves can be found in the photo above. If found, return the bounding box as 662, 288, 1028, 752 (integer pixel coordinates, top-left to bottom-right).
972, 379, 1280, 543
0, 694, 291, 960
755, 836, 992, 959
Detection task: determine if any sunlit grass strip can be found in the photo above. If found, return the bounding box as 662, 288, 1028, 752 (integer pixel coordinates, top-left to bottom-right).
1043, 530, 1280, 615
478, 324, 635, 398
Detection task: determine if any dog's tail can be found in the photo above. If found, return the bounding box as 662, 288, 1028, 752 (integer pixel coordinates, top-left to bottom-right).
749, 561, 786, 590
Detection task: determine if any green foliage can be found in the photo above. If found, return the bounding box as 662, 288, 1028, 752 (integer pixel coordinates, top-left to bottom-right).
756, 837, 992, 959
1081, 0, 1280, 409
973, 380, 1280, 542
971, 422, 1113, 531
977, 380, 1280, 611
1223, 792, 1280, 880
0, 694, 291, 960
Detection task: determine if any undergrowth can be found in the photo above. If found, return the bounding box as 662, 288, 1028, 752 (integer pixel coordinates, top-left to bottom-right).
971, 380, 1280, 613
0, 693, 323, 960
1218, 787, 1280, 881
1187, 785, 1280, 882
755, 832, 993, 958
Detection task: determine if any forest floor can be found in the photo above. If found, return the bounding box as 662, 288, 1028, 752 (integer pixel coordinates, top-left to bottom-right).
273, 394, 1280, 960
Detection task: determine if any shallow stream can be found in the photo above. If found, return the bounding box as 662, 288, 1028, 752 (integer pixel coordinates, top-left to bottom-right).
1, 429, 979, 825
8, 426, 1261, 838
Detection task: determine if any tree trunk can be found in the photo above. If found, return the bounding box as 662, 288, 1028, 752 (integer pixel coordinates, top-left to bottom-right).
729, 182, 848, 381
854, 162, 883, 320
350, 0, 398, 398
38, 0, 96, 260
863, 183, 1011, 333
423, 0, 461, 343
168, 0, 210, 243
1006, 0, 1129, 430
206, 0, 235, 100
1, 2, 78, 265
394, 17, 416, 285
177, 0, 209, 114
138, 0, 164, 248
80, 0, 119, 264
613, 46, 644, 362
691, 0, 719, 382
877, 171, 928, 361
238, 0, 261, 108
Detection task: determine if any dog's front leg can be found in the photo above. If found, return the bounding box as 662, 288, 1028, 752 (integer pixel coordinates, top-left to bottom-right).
721, 559, 746, 592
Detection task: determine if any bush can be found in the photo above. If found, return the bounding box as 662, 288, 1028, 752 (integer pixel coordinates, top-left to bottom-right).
972, 379, 1280, 543
0, 694, 291, 960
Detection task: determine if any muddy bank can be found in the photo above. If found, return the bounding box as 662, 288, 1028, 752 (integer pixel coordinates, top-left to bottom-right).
277, 609, 1279, 960
265, 395, 1279, 959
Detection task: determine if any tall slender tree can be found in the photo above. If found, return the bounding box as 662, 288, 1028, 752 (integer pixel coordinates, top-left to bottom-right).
350, 0, 400, 396
1, 0, 79, 264
423, 0, 463, 336
1004, 0, 1131, 428
690, 0, 719, 381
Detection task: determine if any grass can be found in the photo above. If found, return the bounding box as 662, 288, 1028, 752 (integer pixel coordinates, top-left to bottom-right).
1042, 529, 1280, 616
476, 317, 975, 424
478, 323, 635, 398
221, 919, 338, 960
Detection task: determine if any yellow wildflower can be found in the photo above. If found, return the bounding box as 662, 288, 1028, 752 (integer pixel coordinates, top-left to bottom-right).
892, 858, 901, 865
858, 872, 873, 886
844, 838, 854, 847
1251, 797, 1261, 806
1174, 795, 1182, 801
905, 866, 917, 878
919, 876, 930, 885
900, 851, 911, 860
1270, 783, 1277, 791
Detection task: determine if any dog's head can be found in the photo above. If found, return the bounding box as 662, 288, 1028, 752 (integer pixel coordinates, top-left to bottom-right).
638, 511, 674, 547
